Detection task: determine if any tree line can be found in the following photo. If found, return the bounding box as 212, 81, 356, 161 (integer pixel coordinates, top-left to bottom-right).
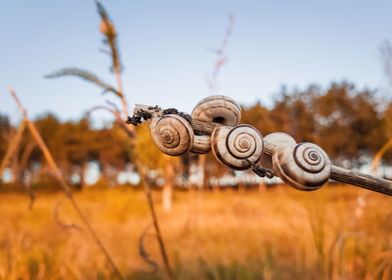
1, 81, 391, 191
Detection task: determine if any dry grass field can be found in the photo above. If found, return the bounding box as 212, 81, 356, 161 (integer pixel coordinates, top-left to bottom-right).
0, 185, 391, 280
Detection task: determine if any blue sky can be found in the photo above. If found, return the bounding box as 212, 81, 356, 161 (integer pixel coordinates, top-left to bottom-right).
1, 1, 392, 125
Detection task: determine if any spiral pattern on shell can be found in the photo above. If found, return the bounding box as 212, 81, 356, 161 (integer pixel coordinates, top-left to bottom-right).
294, 144, 326, 173
150, 114, 194, 156
191, 95, 242, 126
273, 142, 331, 191
212, 124, 263, 170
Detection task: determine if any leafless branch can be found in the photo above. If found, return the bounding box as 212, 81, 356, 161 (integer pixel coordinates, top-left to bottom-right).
140, 168, 173, 278
9, 88, 124, 280
87, 105, 134, 137
206, 14, 235, 94
138, 223, 159, 274
0, 120, 26, 177
96, 0, 129, 117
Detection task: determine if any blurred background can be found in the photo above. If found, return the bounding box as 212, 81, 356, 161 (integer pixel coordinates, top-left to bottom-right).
1, 1, 392, 279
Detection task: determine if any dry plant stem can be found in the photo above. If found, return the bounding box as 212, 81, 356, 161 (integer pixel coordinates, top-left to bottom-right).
189, 117, 392, 195
107, 27, 171, 272
98, 4, 169, 269
207, 14, 235, 94
266, 140, 392, 195
9, 89, 124, 280
111, 61, 171, 271
114, 65, 129, 118
0, 120, 26, 176
330, 166, 392, 196
141, 170, 173, 278
114, 87, 171, 273
138, 224, 159, 273
89, 105, 134, 137
0, 119, 36, 209
371, 138, 392, 175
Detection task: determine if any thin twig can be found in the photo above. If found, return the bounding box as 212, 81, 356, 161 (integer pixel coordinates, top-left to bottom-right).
141, 168, 173, 278
9, 88, 124, 280
96, 3, 171, 275
0, 120, 26, 176
114, 62, 128, 118
96, 0, 129, 118
138, 223, 159, 274
0, 119, 37, 209
371, 138, 392, 175
87, 105, 134, 137
206, 14, 235, 95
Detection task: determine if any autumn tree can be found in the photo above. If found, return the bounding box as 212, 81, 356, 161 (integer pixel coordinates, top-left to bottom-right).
90, 125, 132, 187
241, 101, 276, 135
313, 82, 385, 166
269, 86, 318, 142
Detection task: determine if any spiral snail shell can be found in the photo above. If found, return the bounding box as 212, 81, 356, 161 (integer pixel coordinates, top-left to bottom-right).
256, 132, 296, 171
191, 95, 242, 126
150, 114, 194, 156
212, 124, 263, 170
273, 142, 332, 191
190, 135, 211, 154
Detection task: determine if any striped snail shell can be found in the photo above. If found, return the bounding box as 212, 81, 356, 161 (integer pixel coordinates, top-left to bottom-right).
150, 114, 194, 156
265, 132, 296, 150
256, 132, 296, 171
191, 95, 242, 126
212, 124, 263, 170
273, 142, 332, 191
191, 135, 211, 154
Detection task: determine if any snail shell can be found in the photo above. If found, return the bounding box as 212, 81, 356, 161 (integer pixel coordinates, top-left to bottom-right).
191, 135, 211, 154
256, 132, 296, 171
212, 124, 263, 170
192, 95, 242, 126
273, 142, 332, 191
150, 114, 194, 156
265, 132, 296, 150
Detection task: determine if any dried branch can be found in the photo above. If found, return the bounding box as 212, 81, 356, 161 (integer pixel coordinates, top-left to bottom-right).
87, 105, 134, 137
0, 120, 26, 176
19, 142, 37, 210
46, 3, 167, 277
206, 14, 235, 94
371, 138, 392, 175
96, 0, 121, 73
138, 223, 159, 274
99, 0, 174, 267
95, 1, 129, 117
9, 88, 124, 280
0, 119, 35, 210
140, 168, 173, 278
45, 68, 120, 97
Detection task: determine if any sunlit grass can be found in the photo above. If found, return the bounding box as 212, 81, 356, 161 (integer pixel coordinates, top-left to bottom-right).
0, 185, 391, 279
